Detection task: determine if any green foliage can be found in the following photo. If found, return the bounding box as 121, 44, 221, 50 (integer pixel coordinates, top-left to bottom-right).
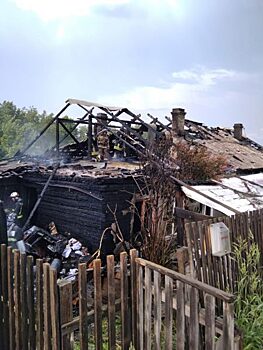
233, 236, 263, 349
0, 100, 86, 159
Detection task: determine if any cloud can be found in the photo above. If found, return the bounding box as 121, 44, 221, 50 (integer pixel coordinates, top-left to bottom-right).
99, 67, 242, 112
11, 0, 183, 21
11, 0, 131, 21
172, 68, 237, 86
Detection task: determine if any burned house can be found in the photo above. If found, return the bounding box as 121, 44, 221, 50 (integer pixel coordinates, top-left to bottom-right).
0, 161, 141, 253
1, 99, 263, 255
168, 108, 263, 216
0, 99, 160, 255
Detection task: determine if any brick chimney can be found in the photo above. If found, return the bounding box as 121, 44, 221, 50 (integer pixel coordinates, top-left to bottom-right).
233, 123, 243, 141
171, 108, 186, 136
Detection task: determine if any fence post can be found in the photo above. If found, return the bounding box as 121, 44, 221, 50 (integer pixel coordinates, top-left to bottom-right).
7, 247, 15, 350
165, 275, 173, 350
0, 244, 2, 349
176, 280, 185, 350
21, 252, 29, 350
14, 249, 21, 350
137, 263, 144, 350
120, 251, 130, 350
205, 294, 215, 350
1, 244, 9, 350
50, 267, 61, 350
94, 259, 102, 350
27, 255, 36, 350
145, 266, 152, 350
107, 255, 116, 350
153, 270, 161, 350
43, 263, 52, 350
130, 249, 138, 348
176, 247, 188, 274
79, 263, 88, 350
223, 302, 234, 350
36, 259, 44, 350
59, 280, 73, 350
189, 287, 199, 349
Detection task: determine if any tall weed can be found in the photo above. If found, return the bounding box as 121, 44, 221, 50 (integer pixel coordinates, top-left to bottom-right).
233, 236, 263, 349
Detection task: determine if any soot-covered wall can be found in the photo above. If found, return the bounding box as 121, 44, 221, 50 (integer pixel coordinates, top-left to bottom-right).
22, 172, 138, 252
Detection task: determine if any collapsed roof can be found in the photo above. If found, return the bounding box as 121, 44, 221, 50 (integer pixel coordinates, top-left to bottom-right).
179, 119, 263, 172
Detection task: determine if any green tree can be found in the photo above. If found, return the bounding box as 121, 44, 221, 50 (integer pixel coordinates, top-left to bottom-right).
0, 101, 84, 159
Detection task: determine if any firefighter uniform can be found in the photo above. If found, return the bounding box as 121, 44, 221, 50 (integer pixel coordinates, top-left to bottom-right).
97, 130, 109, 161
7, 192, 24, 247
113, 141, 124, 159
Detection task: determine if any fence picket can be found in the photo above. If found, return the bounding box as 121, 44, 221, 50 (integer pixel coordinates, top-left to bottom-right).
79, 263, 88, 350
120, 252, 130, 350
50, 268, 60, 350
223, 302, 234, 350
36, 259, 44, 350
165, 275, 173, 350
137, 263, 144, 350
0, 244, 3, 350
94, 259, 103, 350
27, 255, 36, 350
14, 250, 21, 350
107, 255, 116, 350
43, 263, 52, 350
189, 287, 199, 349
130, 249, 138, 347
7, 247, 15, 350
1, 244, 9, 350
205, 294, 215, 350
59, 281, 73, 350
145, 266, 152, 350
176, 280, 185, 350
20, 252, 28, 350
153, 270, 161, 350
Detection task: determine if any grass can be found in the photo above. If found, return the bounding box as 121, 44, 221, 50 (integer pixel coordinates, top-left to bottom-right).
233, 235, 263, 349
73, 316, 135, 350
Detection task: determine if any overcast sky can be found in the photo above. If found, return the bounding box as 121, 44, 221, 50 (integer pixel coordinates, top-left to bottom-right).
1, 0, 263, 143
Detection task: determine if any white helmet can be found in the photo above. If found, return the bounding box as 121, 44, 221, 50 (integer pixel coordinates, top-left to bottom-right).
10, 192, 19, 198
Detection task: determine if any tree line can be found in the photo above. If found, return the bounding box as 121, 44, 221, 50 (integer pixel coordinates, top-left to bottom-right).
0, 101, 86, 160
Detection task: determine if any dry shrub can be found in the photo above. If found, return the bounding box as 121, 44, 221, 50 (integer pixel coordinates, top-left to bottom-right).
134, 161, 177, 268
174, 141, 227, 181
134, 137, 226, 266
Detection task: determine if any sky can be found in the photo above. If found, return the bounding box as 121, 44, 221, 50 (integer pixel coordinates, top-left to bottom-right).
1, 0, 263, 143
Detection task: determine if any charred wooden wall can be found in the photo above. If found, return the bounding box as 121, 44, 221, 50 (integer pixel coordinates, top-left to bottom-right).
21, 173, 137, 253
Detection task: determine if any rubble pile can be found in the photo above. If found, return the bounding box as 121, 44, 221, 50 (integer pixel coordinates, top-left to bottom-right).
22, 222, 93, 280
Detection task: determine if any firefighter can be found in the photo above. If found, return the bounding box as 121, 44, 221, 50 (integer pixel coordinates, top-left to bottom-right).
97, 129, 109, 161
7, 192, 24, 248
113, 139, 124, 159
10, 192, 23, 225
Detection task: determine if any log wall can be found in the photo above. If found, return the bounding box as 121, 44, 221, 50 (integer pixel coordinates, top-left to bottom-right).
21, 173, 137, 252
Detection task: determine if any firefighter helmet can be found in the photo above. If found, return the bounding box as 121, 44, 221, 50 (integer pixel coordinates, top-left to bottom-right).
10, 192, 19, 198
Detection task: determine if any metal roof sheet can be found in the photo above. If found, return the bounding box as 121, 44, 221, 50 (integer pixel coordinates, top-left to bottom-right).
182, 172, 263, 216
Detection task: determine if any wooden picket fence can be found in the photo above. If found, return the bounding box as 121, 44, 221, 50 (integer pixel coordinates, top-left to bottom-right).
0, 244, 237, 350
185, 209, 263, 294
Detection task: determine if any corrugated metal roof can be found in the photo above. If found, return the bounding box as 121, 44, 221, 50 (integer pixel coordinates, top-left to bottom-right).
182, 173, 263, 216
